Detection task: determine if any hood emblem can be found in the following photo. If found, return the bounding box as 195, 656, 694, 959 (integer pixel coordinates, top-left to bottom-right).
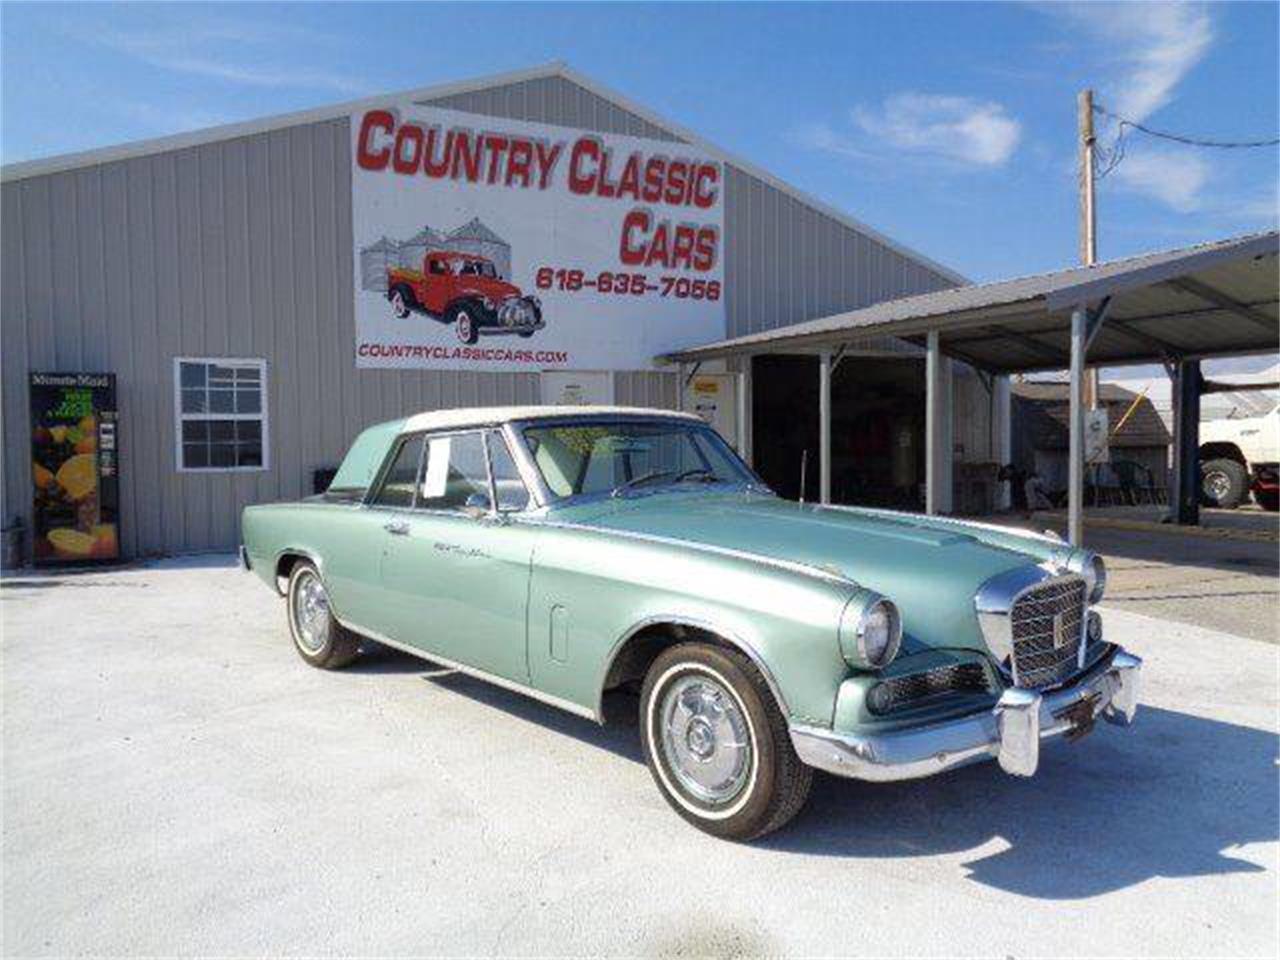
1052, 611, 1072, 650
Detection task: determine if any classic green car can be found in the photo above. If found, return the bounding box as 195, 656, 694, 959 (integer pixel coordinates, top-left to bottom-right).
240, 406, 1141, 840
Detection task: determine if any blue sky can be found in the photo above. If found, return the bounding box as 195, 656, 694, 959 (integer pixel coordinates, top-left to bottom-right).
2, 1, 1277, 287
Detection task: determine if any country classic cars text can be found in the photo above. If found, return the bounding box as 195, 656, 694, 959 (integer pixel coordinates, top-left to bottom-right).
355, 109, 721, 272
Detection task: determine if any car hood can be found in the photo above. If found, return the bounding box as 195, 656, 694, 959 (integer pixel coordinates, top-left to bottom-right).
552, 490, 1069, 655
463, 279, 522, 300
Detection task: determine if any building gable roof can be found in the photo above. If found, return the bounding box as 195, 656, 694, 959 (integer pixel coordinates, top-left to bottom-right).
1012, 382, 1171, 449
0, 62, 964, 285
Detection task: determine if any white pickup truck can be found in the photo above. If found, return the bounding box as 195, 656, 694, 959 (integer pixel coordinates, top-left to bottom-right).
1199, 405, 1279, 510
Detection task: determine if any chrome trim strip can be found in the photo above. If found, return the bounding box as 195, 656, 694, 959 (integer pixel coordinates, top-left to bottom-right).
500, 421, 553, 510
270, 547, 324, 596
334, 616, 599, 722
525, 519, 861, 589
790, 647, 1142, 783
596, 614, 791, 721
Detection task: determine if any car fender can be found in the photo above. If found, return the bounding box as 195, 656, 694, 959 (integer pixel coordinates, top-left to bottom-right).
596, 612, 791, 721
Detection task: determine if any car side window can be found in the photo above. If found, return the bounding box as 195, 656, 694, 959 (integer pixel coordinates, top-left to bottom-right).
418, 432, 490, 512
370, 436, 424, 509
487, 432, 530, 512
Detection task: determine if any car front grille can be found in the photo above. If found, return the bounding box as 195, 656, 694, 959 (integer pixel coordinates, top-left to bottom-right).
880, 662, 992, 711
1010, 576, 1087, 689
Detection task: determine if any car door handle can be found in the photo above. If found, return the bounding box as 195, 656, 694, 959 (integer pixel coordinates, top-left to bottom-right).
383, 520, 409, 536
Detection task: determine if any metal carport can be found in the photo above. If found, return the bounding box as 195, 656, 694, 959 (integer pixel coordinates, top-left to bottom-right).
663, 231, 1279, 545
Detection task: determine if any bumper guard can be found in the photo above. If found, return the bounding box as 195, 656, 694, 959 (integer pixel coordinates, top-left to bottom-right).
790, 648, 1142, 782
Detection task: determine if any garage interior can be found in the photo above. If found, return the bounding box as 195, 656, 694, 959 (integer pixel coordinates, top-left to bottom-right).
752, 355, 924, 506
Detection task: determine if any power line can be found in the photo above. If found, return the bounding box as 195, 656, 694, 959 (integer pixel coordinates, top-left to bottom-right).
1093, 102, 1280, 150
1090, 102, 1278, 181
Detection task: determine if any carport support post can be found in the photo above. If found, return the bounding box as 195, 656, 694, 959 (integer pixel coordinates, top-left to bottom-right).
1068, 308, 1086, 545
1172, 359, 1202, 525
925, 331, 953, 515
819, 351, 832, 504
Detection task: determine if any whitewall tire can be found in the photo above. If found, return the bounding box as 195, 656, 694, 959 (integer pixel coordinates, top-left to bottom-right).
640, 643, 812, 840
285, 561, 360, 670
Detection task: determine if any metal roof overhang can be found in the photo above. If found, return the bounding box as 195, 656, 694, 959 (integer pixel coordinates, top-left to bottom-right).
662, 232, 1279, 373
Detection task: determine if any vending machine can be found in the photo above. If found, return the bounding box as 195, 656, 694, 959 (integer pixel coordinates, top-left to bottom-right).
29, 372, 120, 565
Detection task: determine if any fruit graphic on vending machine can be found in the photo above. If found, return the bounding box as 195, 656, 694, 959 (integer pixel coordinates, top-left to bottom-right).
30, 373, 120, 565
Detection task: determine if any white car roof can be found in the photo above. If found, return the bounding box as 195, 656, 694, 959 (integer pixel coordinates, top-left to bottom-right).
401, 405, 701, 434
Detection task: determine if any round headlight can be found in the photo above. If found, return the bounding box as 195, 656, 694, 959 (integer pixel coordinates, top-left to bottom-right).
839, 595, 902, 669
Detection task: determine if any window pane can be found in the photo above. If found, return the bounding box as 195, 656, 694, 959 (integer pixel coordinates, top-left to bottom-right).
180, 363, 207, 388
419, 433, 489, 512
237, 442, 263, 467
487, 432, 529, 512
371, 437, 423, 508
182, 420, 209, 442
235, 389, 261, 414
181, 389, 207, 413
176, 359, 268, 472
183, 443, 209, 469
522, 421, 750, 497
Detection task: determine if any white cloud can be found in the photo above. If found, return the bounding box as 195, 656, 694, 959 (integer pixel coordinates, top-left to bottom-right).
1049, 3, 1217, 212
1110, 148, 1209, 212
793, 122, 876, 162
851, 93, 1022, 167
134, 55, 369, 95
819, 92, 1018, 167
1051, 1, 1213, 121
83, 19, 368, 94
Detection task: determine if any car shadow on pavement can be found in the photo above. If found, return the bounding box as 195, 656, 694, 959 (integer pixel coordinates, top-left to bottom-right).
417, 666, 647, 762
761, 705, 1277, 899
347, 642, 444, 675
345, 646, 1276, 900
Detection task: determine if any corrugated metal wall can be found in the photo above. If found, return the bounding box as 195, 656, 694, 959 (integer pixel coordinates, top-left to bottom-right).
0, 120, 540, 557
1, 73, 961, 557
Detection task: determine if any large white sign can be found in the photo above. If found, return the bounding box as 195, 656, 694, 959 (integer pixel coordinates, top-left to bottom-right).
351, 104, 726, 370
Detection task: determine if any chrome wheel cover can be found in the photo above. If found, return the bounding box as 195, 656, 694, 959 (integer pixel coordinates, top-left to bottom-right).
658, 673, 753, 805
291, 570, 330, 654
457, 311, 473, 342
1204, 470, 1230, 501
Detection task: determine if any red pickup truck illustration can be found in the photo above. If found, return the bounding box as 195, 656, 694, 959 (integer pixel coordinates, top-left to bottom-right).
386, 251, 544, 345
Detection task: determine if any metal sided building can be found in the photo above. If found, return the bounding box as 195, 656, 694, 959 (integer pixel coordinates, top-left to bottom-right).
1, 62, 999, 562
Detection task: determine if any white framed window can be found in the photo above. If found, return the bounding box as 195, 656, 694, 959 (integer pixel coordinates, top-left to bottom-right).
173, 357, 269, 472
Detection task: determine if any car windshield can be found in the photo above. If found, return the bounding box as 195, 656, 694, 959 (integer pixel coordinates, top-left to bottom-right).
521, 419, 757, 499
460, 260, 496, 278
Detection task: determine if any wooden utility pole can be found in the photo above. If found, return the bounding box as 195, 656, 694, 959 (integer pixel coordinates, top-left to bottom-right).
1078, 88, 1099, 409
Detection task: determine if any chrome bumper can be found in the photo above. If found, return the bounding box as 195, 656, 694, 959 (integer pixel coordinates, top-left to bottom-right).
790, 649, 1142, 782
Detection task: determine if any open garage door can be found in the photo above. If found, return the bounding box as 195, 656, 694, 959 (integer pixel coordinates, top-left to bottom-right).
752, 355, 925, 507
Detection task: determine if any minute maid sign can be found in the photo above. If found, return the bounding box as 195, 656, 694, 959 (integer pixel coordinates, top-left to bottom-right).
351, 103, 725, 370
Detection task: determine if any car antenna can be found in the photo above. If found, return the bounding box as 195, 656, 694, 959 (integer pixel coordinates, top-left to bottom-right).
799, 449, 807, 504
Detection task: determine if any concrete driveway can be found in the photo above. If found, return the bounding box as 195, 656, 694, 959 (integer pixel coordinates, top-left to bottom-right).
3, 558, 1277, 957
